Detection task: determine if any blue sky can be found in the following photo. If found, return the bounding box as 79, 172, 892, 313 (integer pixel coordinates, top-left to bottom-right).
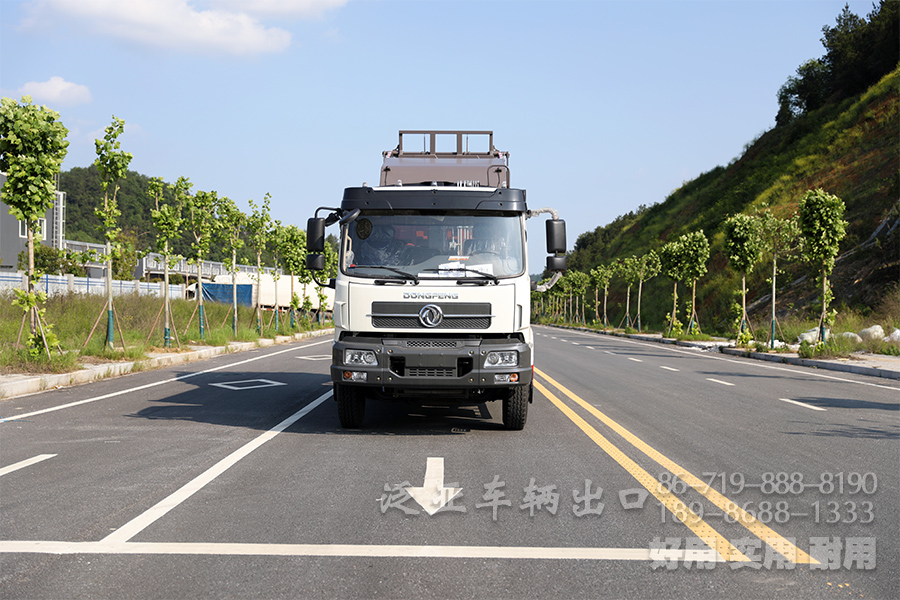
0, 0, 875, 272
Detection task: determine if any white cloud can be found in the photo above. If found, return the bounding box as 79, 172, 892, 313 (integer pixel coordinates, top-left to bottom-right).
207, 0, 349, 19
22, 0, 297, 56
18, 76, 93, 106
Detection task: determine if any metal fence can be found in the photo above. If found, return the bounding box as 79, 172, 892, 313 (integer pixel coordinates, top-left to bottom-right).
0, 272, 184, 300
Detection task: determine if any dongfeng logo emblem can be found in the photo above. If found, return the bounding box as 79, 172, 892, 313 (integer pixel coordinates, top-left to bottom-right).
418, 304, 443, 328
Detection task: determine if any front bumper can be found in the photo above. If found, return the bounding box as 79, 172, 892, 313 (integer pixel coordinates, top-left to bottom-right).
331, 335, 532, 390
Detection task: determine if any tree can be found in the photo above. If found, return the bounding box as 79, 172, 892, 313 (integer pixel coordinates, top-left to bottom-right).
658, 232, 708, 336
680, 230, 709, 334
150, 176, 184, 348
269, 219, 285, 332
568, 270, 590, 324
18, 244, 90, 277
757, 210, 801, 348
216, 196, 246, 335
798, 188, 847, 342
634, 250, 660, 333
724, 213, 763, 340
185, 188, 218, 340
94, 116, 133, 349
658, 240, 685, 337
246, 194, 273, 332
280, 223, 308, 329
617, 257, 639, 329
589, 264, 614, 327
776, 59, 830, 126
0, 96, 69, 357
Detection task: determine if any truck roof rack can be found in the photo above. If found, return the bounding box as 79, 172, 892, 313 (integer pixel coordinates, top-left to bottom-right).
380, 130, 511, 188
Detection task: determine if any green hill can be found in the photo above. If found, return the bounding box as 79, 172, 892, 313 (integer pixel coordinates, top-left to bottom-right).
566, 67, 898, 334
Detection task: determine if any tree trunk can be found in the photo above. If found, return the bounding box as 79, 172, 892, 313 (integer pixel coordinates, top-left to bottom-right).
164, 240, 171, 348
27, 221, 36, 337
770, 254, 777, 349
667, 282, 678, 337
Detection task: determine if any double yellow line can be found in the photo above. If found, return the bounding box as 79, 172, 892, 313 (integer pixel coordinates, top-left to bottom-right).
534, 367, 817, 565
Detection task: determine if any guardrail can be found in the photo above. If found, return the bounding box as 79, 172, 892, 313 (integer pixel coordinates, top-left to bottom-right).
0, 272, 184, 300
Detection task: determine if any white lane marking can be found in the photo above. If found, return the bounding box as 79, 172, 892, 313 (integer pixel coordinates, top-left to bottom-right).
209, 379, 286, 391
0, 339, 332, 424
297, 355, 331, 361
706, 378, 734, 386
660, 366, 679, 372
536, 326, 898, 391
0, 540, 723, 562
571, 342, 580, 346
779, 398, 827, 411
0, 454, 57, 477
585, 346, 596, 350
604, 351, 616, 356
102, 390, 331, 544
627, 358, 643, 363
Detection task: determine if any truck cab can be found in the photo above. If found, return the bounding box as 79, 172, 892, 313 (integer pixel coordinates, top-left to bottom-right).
307, 131, 565, 429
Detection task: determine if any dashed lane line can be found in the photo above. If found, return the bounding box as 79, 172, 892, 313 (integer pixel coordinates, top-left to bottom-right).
0, 454, 57, 477
706, 378, 735, 386
779, 398, 827, 412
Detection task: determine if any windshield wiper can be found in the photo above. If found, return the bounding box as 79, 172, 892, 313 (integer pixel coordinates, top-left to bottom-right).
348, 264, 419, 284
422, 266, 499, 284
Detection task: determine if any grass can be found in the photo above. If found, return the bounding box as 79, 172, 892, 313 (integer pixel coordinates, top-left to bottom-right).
0, 290, 331, 374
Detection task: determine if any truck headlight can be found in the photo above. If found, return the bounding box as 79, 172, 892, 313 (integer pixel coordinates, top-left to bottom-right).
344, 349, 377, 365
485, 351, 517, 367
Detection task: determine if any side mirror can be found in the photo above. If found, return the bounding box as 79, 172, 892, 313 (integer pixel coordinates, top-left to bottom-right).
307, 253, 325, 271
547, 255, 567, 273
546, 219, 566, 254
307, 218, 326, 253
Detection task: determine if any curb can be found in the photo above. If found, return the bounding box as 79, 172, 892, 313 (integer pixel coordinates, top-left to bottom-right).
0, 329, 335, 401
719, 347, 900, 380
549, 325, 900, 380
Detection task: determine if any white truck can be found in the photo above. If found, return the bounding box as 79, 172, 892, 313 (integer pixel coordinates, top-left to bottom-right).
306, 131, 566, 429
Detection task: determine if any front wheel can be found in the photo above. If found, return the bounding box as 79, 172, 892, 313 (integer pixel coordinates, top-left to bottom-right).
334, 383, 366, 429
502, 383, 530, 430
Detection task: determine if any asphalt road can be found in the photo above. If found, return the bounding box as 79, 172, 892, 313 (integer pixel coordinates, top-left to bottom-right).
1, 326, 897, 599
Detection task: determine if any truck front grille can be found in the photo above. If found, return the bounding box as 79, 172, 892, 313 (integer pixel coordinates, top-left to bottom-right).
405, 340, 460, 348
405, 367, 456, 377
370, 302, 492, 330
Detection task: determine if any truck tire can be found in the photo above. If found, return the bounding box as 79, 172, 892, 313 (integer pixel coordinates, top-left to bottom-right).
503, 383, 529, 430
334, 383, 366, 429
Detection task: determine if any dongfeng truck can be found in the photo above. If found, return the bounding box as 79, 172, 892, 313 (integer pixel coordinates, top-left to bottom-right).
306, 131, 566, 429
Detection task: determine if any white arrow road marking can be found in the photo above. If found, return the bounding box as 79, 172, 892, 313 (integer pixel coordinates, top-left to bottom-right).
406, 457, 462, 516
779, 398, 827, 411
0, 454, 57, 477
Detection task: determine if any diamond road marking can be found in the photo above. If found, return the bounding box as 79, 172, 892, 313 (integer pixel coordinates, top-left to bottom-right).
209, 379, 287, 391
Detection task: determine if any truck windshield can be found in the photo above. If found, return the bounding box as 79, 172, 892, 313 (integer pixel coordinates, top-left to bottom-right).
342, 212, 525, 279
